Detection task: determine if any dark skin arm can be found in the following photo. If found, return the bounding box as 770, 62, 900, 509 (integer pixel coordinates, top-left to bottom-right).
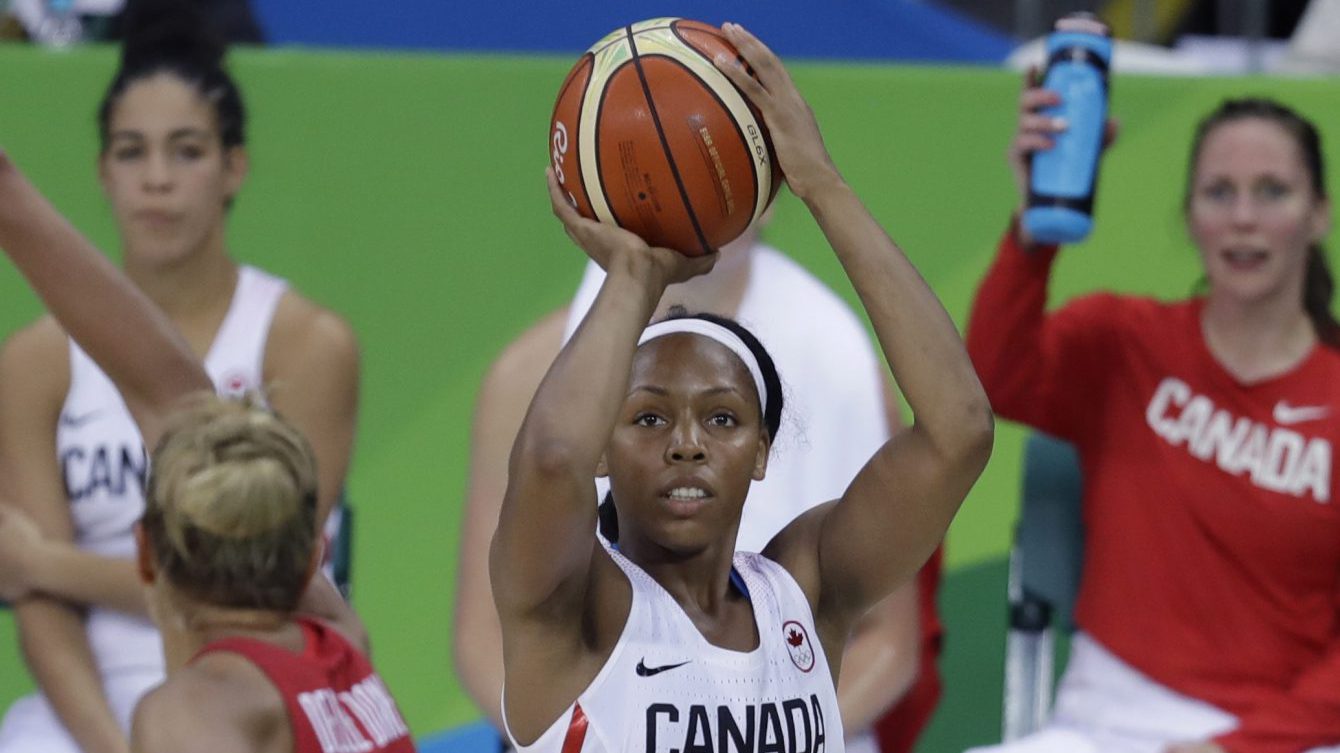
709, 25, 993, 667
491, 174, 715, 741
834, 375, 922, 728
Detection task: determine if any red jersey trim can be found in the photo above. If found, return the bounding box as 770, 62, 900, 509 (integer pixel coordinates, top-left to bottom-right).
560, 703, 589, 753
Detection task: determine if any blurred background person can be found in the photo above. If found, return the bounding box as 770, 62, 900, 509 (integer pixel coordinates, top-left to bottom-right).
965, 86, 1340, 753
0, 2, 357, 752
3, 0, 263, 46
0, 146, 409, 753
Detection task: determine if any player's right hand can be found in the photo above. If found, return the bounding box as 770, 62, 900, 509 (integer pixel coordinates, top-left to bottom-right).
546, 167, 716, 286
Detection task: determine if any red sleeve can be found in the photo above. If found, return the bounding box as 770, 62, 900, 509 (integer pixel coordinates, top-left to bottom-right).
1215, 634, 1340, 753
965, 221, 1124, 443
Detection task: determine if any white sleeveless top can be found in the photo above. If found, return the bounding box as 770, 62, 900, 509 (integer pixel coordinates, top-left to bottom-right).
56, 265, 288, 676
564, 247, 890, 552
505, 548, 843, 753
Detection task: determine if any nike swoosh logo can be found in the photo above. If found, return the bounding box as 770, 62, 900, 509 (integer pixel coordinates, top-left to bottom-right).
635, 658, 691, 677
59, 410, 101, 428
1273, 401, 1330, 426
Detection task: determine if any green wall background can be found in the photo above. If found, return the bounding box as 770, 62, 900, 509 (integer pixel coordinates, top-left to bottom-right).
0, 44, 1336, 750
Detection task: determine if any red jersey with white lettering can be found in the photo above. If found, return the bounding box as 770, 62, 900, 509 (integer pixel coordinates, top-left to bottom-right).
966, 226, 1340, 753
193, 618, 415, 753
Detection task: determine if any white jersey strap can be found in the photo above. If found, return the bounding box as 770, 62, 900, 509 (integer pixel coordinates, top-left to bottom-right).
204, 265, 288, 395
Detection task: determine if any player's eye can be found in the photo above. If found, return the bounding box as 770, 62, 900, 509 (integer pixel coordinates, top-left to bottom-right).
635, 413, 666, 427
112, 145, 144, 161
1201, 181, 1234, 204
1255, 179, 1290, 202
708, 413, 737, 427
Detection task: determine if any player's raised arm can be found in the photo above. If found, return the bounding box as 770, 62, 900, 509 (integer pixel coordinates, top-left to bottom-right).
490, 172, 715, 619
718, 23, 993, 616
0, 152, 207, 448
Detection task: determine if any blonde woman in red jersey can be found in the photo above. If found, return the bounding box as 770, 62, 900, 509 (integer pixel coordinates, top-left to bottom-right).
128, 398, 413, 753
966, 90, 1340, 753
0, 154, 413, 753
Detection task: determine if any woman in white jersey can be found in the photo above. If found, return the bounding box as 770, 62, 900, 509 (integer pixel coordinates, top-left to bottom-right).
0, 148, 397, 753
494, 24, 991, 751
455, 224, 941, 752
0, 4, 359, 753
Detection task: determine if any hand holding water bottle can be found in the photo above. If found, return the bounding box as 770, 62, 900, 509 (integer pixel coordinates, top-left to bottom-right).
1008, 13, 1119, 247
36, 0, 82, 47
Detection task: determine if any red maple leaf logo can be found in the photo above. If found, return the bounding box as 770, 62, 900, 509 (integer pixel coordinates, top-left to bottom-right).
787, 629, 804, 647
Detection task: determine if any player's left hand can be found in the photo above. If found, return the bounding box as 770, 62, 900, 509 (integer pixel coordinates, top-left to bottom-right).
714, 22, 840, 203
0, 502, 44, 601
1165, 742, 1228, 753
546, 167, 716, 286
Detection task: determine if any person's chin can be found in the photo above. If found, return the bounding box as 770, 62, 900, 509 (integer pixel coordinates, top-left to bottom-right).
129, 238, 192, 266
650, 524, 720, 556
1209, 268, 1284, 303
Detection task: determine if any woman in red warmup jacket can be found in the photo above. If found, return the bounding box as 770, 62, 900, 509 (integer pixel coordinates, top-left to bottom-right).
965, 91, 1340, 753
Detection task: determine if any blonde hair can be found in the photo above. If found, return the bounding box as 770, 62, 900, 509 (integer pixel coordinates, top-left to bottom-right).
141, 393, 318, 612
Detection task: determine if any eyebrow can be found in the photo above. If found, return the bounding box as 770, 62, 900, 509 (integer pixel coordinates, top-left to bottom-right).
628, 385, 744, 398
1199, 174, 1297, 188
109, 127, 212, 142
699, 386, 744, 398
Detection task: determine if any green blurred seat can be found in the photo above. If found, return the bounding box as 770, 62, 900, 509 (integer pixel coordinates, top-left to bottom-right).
328, 492, 355, 600
1003, 431, 1084, 741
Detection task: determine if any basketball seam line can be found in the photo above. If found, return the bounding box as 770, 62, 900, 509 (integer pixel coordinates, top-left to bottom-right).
626, 22, 711, 256
593, 58, 619, 227
590, 19, 674, 56
554, 54, 590, 212
666, 25, 763, 224
656, 55, 754, 225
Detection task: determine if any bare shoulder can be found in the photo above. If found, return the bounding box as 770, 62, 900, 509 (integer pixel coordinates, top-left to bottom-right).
478, 307, 568, 405
270, 290, 358, 349
0, 315, 69, 403
132, 654, 288, 753
488, 307, 569, 381
0, 315, 68, 379
264, 289, 360, 380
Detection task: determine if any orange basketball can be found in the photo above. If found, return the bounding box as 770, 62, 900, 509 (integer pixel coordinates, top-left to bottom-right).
549, 18, 781, 257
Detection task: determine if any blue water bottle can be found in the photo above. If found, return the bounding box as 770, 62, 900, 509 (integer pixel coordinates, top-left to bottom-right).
38, 0, 83, 48
1023, 14, 1112, 245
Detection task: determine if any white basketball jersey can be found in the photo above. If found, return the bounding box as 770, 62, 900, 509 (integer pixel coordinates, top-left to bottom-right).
564, 247, 890, 552
56, 265, 288, 676
506, 548, 843, 753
